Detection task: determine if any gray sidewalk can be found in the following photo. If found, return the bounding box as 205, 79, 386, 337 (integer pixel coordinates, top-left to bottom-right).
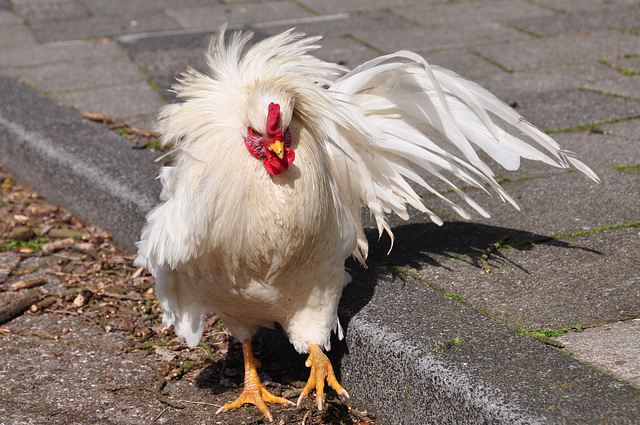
0, 0, 639, 423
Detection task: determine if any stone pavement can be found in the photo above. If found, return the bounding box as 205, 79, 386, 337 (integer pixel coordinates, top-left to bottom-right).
0, 0, 639, 423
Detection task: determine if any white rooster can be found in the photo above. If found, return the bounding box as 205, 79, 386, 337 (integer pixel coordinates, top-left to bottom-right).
136, 26, 598, 421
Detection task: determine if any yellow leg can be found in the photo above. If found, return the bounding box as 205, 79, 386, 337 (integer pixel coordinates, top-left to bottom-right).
296, 343, 350, 410
216, 339, 294, 422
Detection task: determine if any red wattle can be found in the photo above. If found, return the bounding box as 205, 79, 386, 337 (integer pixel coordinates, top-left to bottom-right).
263, 146, 295, 176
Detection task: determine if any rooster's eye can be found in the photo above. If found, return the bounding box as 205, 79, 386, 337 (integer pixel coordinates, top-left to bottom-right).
248, 127, 260, 136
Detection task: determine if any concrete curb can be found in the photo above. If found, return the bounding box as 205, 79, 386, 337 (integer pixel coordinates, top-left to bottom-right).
1, 74, 638, 424
0, 73, 161, 250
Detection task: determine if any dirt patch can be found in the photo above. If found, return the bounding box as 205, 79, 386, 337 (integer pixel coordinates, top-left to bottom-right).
0, 167, 378, 424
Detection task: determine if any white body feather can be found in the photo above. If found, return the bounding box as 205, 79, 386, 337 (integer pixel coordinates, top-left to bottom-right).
136, 28, 597, 353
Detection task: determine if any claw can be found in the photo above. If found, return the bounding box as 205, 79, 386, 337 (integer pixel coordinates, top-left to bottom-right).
296, 343, 350, 410
216, 339, 294, 422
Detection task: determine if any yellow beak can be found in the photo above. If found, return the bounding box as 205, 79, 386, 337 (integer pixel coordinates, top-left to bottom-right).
267, 140, 285, 160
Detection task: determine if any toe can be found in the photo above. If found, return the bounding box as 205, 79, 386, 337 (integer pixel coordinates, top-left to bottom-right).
299, 344, 349, 411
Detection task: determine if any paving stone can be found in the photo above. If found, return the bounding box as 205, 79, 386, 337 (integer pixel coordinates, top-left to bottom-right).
467, 168, 638, 238
265, 10, 529, 54
391, 225, 640, 331
413, 59, 622, 111
28, 10, 180, 42
299, 0, 423, 14
52, 81, 166, 118
532, 0, 639, 13
312, 35, 380, 69
558, 319, 640, 388
132, 47, 205, 102
347, 12, 529, 54
0, 10, 23, 26
0, 40, 125, 68
475, 30, 640, 72
13, 0, 89, 23
164, 1, 314, 29
117, 27, 225, 53
418, 48, 503, 83
470, 62, 621, 103
509, 4, 640, 37
3, 56, 147, 93
0, 22, 37, 48
124, 113, 159, 134
511, 88, 640, 131
390, 165, 638, 249
599, 117, 640, 140
608, 55, 640, 73
81, 0, 213, 15
462, 125, 640, 186
392, 0, 553, 26
583, 75, 640, 100
10, 0, 71, 4
547, 127, 640, 171
131, 31, 378, 102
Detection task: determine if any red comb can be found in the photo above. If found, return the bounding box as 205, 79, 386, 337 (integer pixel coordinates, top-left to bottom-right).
266, 103, 282, 139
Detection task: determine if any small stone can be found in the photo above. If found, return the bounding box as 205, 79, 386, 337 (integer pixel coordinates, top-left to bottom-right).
73, 292, 87, 307
11, 227, 35, 241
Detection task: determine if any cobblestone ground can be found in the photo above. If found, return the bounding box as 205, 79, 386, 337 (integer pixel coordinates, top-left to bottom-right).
0, 0, 639, 423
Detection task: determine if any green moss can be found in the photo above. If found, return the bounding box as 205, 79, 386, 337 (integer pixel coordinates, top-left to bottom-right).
609, 164, 640, 173
518, 327, 569, 338
621, 68, 640, 77
547, 116, 640, 134
558, 348, 574, 357
555, 222, 638, 239
1, 238, 49, 252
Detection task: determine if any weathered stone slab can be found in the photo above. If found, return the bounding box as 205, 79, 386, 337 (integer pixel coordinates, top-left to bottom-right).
0, 40, 125, 68
0, 21, 37, 48
164, 1, 314, 29
475, 31, 640, 72
559, 319, 640, 388
583, 76, 640, 100
13, 0, 89, 23
393, 0, 553, 26
534, 0, 639, 12
3, 56, 147, 93
300, 0, 422, 14
52, 81, 166, 118
509, 4, 640, 37
510, 88, 640, 131
28, 10, 180, 42
400, 226, 640, 330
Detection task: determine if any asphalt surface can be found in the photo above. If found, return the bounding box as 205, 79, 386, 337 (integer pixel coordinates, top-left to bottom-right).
1, 0, 639, 424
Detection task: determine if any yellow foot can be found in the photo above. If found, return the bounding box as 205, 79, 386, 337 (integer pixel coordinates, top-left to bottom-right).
215, 339, 294, 422
296, 343, 350, 410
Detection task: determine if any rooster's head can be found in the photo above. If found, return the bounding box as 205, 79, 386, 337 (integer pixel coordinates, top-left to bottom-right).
244, 102, 295, 176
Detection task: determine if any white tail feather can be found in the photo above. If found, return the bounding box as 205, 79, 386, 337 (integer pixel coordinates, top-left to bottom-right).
324, 49, 598, 260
